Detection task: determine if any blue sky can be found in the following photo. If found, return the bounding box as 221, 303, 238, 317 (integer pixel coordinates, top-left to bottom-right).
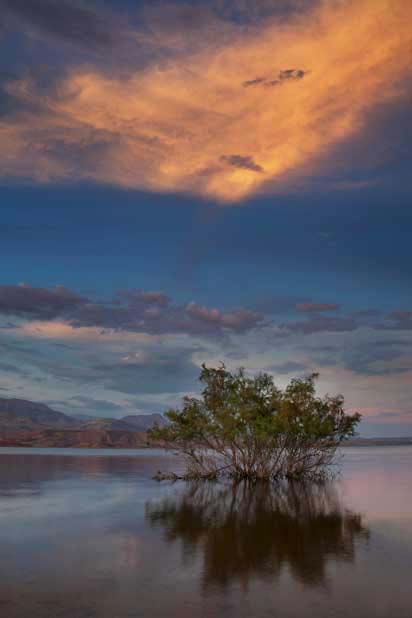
1, 0, 412, 436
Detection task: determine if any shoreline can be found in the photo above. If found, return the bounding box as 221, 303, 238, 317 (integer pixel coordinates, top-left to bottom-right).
1, 437, 412, 450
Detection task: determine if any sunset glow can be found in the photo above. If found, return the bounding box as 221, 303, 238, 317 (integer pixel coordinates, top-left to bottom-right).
1, 0, 411, 201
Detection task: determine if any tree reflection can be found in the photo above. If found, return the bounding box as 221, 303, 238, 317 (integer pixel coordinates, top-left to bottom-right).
146, 481, 369, 588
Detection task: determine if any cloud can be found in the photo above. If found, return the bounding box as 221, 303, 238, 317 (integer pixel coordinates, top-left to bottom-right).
0, 284, 85, 319
296, 302, 339, 313
242, 77, 266, 87
278, 68, 305, 81
68, 395, 124, 409
185, 302, 262, 332
0, 361, 30, 378
93, 349, 200, 395
0, 317, 204, 398
381, 310, 412, 331
198, 0, 319, 24
267, 360, 309, 375
0, 0, 411, 201
72, 298, 263, 336
342, 339, 412, 377
244, 68, 307, 87
1, 0, 116, 49
0, 284, 263, 338
131, 291, 170, 306
60, 395, 129, 417
220, 155, 264, 173
364, 310, 412, 333
281, 316, 358, 335
220, 154, 263, 173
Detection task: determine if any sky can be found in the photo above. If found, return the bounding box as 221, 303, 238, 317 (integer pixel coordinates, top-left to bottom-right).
0, 0, 411, 436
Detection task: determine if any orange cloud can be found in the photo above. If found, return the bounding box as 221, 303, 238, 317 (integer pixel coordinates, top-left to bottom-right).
1, 0, 411, 202
18, 321, 161, 343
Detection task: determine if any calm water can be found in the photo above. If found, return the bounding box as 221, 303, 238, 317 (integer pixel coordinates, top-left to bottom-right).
0, 447, 411, 618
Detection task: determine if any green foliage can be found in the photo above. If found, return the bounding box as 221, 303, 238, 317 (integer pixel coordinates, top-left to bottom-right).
149, 364, 361, 481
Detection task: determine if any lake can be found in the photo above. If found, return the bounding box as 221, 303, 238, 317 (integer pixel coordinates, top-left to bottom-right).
0, 447, 411, 617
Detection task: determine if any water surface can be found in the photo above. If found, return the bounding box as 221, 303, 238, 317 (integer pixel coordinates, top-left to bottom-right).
0, 447, 411, 617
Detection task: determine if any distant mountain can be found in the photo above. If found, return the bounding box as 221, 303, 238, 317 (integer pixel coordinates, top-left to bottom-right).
0, 397, 168, 447
121, 413, 168, 432
0, 398, 78, 431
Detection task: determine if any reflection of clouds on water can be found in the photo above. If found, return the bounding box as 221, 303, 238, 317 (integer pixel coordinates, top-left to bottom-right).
146, 481, 369, 588
1, 451, 412, 618
0, 451, 178, 524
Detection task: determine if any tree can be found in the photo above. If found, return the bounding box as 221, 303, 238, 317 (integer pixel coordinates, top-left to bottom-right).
149, 364, 361, 481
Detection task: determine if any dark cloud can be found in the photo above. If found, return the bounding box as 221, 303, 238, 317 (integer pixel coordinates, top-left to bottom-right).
0, 284, 263, 338
243, 68, 307, 88
267, 69, 307, 87
279, 68, 306, 81
281, 316, 358, 335
296, 302, 339, 313
1, 0, 115, 49
0, 284, 85, 319
185, 302, 262, 333
243, 77, 266, 87
72, 300, 262, 336
220, 154, 264, 173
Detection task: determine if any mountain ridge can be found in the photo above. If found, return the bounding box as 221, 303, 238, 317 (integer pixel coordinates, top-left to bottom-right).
0, 398, 78, 431
0, 396, 167, 446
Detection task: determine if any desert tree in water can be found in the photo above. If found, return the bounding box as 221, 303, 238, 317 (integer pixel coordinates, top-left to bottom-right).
149, 364, 361, 481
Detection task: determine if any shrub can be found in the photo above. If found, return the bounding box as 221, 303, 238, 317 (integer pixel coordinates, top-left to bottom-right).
149, 364, 361, 481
